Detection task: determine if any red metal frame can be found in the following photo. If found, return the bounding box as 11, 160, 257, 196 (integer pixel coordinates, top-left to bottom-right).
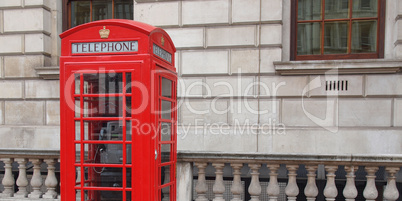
60, 19, 177, 201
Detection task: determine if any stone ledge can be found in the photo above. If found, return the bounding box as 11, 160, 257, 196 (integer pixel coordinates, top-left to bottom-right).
0, 148, 59, 159
274, 59, 402, 75
35, 67, 59, 80
177, 151, 402, 166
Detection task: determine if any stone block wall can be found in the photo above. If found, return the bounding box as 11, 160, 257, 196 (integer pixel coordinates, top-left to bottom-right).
0, 0, 61, 149
134, 0, 402, 155
0, 0, 400, 155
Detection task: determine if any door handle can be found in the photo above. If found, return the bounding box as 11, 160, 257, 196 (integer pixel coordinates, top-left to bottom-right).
155, 149, 158, 160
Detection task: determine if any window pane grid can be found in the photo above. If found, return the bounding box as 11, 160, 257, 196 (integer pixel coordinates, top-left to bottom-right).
69, 0, 133, 28
295, 0, 381, 59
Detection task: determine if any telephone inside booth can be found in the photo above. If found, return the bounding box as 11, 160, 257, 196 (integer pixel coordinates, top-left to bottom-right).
60, 20, 177, 201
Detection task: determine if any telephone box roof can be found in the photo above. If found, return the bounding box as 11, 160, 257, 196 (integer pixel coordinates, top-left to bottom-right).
60, 19, 176, 52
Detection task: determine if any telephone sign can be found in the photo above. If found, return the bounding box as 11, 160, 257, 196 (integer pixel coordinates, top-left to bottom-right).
59, 19, 177, 201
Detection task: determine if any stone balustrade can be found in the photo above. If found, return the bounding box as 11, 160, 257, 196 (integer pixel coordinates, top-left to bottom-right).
177, 151, 402, 201
1, 150, 401, 201
0, 149, 60, 201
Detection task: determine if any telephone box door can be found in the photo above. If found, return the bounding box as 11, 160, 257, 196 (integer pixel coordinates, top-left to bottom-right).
62, 62, 152, 201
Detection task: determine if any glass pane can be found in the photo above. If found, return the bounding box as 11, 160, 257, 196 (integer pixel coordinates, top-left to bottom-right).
161, 78, 172, 98
297, 22, 321, 55
84, 190, 122, 200
83, 73, 123, 94
92, 0, 112, 21
161, 122, 171, 141
324, 22, 349, 54
75, 74, 80, 94
351, 20, 377, 53
126, 191, 132, 201
325, 0, 349, 19
161, 144, 171, 163
75, 144, 81, 163
126, 121, 132, 141
298, 0, 322, 21
75, 121, 81, 141
161, 100, 172, 119
161, 165, 171, 185
161, 186, 171, 201
83, 143, 129, 164
75, 99, 80, 117
114, 0, 133, 19
84, 120, 123, 141
126, 96, 132, 117
353, 0, 377, 18
71, 1, 90, 27
83, 96, 124, 117
126, 73, 131, 93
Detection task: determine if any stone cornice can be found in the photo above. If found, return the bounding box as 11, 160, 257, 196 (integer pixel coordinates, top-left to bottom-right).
274, 59, 402, 75
177, 151, 402, 166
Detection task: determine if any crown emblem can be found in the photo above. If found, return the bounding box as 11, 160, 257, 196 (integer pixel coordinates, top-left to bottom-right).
99, 26, 110, 39
161, 36, 165, 46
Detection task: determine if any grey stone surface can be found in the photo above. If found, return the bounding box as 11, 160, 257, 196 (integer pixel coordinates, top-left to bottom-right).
5, 101, 44, 125
25, 80, 59, 99
0, 81, 23, 99
182, 0, 229, 25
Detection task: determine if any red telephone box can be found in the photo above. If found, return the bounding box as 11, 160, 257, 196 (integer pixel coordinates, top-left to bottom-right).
59, 19, 177, 201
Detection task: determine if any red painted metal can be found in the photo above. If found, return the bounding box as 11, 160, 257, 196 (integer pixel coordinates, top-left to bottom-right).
60, 19, 177, 201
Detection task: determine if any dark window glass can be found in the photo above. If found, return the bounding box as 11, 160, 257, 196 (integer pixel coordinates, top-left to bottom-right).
68, 0, 133, 28
292, 0, 384, 60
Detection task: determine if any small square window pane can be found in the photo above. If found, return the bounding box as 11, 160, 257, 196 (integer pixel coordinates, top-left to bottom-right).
161, 123, 171, 141
71, 1, 90, 27
324, 22, 349, 54
351, 20, 377, 53
325, 0, 349, 19
161, 144, 171, 163
161, 165, 171, 185
297, 22, 321, 55
298, 0, 322, 21
114, 0, 133, 19
75, 74, 80, 94
161, 186, 171, 201
161, 100, 172, 119
92, 0, 113, 21
161, 78, 172, 98
353, 0, 378, 18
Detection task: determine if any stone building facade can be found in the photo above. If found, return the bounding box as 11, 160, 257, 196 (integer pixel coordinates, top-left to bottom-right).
0, 0, 401, 200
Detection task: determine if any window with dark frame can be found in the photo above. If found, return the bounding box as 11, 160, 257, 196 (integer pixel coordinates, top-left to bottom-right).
63, 0, 133, 30
290, 0, 385, 61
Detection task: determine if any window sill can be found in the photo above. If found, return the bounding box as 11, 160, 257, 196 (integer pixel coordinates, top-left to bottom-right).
274, 59, 402, 75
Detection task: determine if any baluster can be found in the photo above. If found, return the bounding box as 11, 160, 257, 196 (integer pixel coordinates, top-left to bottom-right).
267, 164, 280, 201
323, 166, 338, 201
212, 163, 225, 201
304, 165, 319, 201
343, 166, 357, 201
231, 163, 243, 201
194, 162, 208, 201
14, 158, 29, 198
162, 166, 171, 201
363, 166, 378, 201
28, 159, 43, 198
43, 159, 58, 199
0, 158, 14, 197
248, 164, 261, 201
383, 167, 400, 201
285, 165, 299, 201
